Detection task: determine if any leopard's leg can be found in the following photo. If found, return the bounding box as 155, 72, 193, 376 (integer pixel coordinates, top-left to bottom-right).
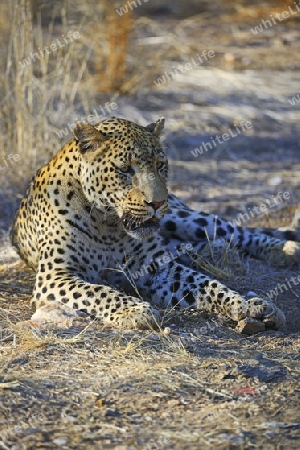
160, 194, 300, 267
143, 261, 285, 330
30, 263, 160, 330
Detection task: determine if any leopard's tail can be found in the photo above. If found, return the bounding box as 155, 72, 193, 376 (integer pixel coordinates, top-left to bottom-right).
247, 227, 300, 242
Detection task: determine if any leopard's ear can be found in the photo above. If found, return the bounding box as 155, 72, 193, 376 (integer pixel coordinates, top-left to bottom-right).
73, 122, 108, 154
145, 117, 165, 137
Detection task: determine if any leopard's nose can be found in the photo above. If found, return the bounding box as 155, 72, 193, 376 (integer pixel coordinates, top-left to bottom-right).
145, 200, 165, 211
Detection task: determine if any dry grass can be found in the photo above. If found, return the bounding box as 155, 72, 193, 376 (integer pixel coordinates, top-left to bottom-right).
0, 1, 94, 228
186, 237, 246, 280
1, 266, 300, 448
0, 250, 300, 447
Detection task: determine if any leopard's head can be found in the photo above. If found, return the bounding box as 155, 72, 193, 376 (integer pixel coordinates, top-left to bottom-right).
73, 117, 168, 239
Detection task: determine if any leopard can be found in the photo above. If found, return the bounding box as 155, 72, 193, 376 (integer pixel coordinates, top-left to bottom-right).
10, 117, 300, 332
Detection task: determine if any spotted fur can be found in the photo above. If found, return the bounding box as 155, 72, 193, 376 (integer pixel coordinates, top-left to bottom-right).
10, 117, 300, 331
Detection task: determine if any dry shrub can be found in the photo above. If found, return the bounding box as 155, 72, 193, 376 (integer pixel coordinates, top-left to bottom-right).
94, 2, 133, 93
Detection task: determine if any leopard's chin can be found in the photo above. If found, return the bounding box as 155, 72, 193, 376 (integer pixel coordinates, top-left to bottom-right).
122, 213, 160, 239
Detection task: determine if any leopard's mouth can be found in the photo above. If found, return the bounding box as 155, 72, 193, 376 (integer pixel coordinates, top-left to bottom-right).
122, 212, 160, 238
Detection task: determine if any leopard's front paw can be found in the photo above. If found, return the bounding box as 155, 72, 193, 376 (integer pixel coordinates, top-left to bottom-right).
246, 297, 286, 330
105, 301, 161, 330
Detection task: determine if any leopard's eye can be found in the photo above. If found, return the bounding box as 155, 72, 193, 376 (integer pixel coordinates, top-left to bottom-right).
119, 166, 135, 176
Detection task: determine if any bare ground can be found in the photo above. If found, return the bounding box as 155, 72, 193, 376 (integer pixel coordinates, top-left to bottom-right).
1, 1, 300, 449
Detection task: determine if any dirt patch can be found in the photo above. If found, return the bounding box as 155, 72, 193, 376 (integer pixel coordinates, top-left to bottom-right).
1, 251, 300, 449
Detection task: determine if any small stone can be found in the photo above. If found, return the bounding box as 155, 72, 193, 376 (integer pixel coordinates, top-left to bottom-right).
95, 398, 105, 407
246, 291, 258, 298
268, 175, 282, 186
62, 415, 76, 422
53, 438, 68, 445
163, 326, 171, 335
105, 409, 122, 417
